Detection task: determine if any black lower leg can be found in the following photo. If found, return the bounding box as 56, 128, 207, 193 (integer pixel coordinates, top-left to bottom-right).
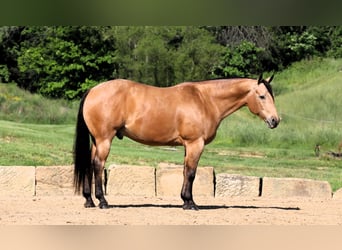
95, 188, 108, 209
83, 194, 96, 208
94, 163, 109, 209
181, 169, 198, 210
83, 165, 95, 208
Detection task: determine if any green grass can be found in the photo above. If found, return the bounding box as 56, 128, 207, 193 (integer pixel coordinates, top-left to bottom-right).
0, 83, 77, 124
0, 119, 341, 191
0, 120, 74, 166
0, 57, 342, 191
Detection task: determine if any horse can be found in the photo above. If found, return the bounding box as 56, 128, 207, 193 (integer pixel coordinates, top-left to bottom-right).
73, 74, 280, 210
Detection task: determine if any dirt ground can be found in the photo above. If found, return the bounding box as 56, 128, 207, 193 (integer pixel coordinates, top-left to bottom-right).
0, 195, 341, 225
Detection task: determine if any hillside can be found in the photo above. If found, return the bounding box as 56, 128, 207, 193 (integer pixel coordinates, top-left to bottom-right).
214, 58, 342, 150
1, 58, 341, 190
1, 57, 342, 149
0, 83, 77, 124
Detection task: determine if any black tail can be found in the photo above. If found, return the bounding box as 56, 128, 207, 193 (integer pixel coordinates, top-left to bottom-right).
73, 90, 91, 194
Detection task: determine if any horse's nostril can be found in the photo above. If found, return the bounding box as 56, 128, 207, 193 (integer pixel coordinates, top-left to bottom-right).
266, 117, 279, 129
272, 117, 279, 127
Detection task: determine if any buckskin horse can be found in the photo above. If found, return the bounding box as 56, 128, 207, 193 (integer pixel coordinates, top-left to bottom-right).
73, 74, 280, 210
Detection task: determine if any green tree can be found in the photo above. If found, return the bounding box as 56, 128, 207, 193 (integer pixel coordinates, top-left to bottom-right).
0, 26, 26, 83
325, 27, 342, 58
212, 41, 264, 78
173, 27, 224, 82
17, 26, 116, 99
112, 26, 223, 85
112, 26, 178, 86
2, 26, 341, 99
268, 26, 341, 69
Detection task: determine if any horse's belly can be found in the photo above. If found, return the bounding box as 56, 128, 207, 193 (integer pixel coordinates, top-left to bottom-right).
122, 123, 182, 146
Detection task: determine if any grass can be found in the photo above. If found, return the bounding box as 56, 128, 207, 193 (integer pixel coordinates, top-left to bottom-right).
0, 83, 77, 124
0, 120, 74, 166
0, 119, 341, 191
0, 57, 341, 191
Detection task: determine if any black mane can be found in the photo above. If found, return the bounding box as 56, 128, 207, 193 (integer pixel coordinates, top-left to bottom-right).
187, 75, 275, 100
260, 79, 274, 100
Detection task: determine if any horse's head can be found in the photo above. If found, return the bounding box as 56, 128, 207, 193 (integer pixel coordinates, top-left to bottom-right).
246, 74, 280, 129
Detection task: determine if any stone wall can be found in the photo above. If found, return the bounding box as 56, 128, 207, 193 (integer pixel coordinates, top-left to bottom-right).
0, 165, 339, 199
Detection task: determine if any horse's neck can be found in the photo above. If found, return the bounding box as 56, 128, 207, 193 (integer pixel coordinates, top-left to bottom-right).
200, 79, 254, 120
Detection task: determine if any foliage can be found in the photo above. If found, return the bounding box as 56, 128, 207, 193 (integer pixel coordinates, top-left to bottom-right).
111, 26, 223, 85
269, 26, 341, 69
0, 64, 10, 82
325, 27, 342, 58
0, 26, 341, 99
173, 27, 224, 81
0, 57, 341, 190
212, 41, 264, 78
16, 26, 117, 99
112, 26, 178, 86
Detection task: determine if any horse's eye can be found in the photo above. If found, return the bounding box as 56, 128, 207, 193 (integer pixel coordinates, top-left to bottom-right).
259, 95, 265, 100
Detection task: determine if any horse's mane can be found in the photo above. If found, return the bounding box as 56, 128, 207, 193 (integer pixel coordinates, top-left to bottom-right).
190, 76, 275, 100
259, 79, 274, 100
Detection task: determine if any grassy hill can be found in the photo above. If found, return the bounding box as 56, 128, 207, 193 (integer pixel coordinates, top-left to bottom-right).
214, 57, 342, 150
1, 57, 341, 190
0, 83, 77, 124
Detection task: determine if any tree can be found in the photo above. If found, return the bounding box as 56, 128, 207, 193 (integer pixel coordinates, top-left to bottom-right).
17, 26, 117, 99
268, 26, 340, 69
212, 41, 265, 78
173, 27, 224, 82
0, 26, 26, 83
112, 26, 178, 86
325, 27, 342, 58
112, 26, 224, 85
1, 26, 341, 99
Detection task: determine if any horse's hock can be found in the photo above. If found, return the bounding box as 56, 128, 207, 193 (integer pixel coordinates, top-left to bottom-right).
0, 165, 338, 199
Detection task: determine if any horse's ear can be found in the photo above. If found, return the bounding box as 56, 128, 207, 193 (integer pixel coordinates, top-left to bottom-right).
257, 74, 263, 84
267, 74, 274, 84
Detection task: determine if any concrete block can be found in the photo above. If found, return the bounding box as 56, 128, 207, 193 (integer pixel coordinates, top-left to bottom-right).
0, 166, 35, 196
156, 164, 214, 197
215, 174, 260, 197
107, 165, 155, 197
35, 165, 74, 196
262, 177, 332, 199
333, 188, 342, 199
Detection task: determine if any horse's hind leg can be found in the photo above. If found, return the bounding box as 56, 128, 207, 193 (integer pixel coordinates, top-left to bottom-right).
93, 139, 111, 209
81, 144, 96, 208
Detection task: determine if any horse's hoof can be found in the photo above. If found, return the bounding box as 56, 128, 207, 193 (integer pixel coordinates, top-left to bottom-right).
182, 203, 199, 211
84, 201, 96, 208
99, 202, 109, 209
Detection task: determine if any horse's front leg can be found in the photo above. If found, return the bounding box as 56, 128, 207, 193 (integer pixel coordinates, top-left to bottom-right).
181, 139, 204, 210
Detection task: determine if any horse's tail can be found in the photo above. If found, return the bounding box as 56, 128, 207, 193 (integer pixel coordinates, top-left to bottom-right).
73, 90, 91, 194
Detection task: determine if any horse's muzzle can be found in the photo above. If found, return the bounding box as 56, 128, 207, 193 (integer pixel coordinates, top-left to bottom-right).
265, 117, 279, 129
